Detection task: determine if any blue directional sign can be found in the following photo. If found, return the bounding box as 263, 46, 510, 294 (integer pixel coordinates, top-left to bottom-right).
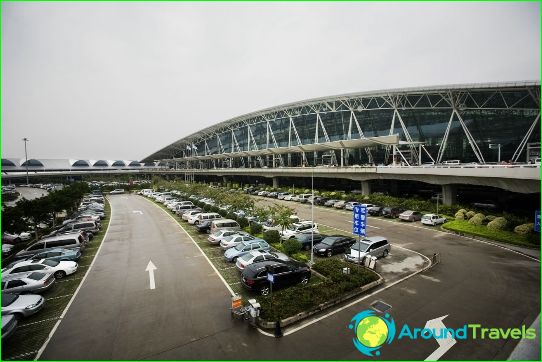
535, 210, 540, 233
353, 205, 367, 236
267, 272, 274, 284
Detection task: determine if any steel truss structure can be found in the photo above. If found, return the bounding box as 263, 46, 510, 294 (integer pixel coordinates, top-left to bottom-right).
143, 81, 540, 168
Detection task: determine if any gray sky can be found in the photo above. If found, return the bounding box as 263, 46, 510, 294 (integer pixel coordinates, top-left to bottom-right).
2, 1, 539, 161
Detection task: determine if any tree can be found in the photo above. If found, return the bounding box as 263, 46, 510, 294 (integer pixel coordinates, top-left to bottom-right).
271, 204, 296, 241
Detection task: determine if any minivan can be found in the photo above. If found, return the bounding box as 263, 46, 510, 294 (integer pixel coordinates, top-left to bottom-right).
15, 232, 86, 259
210, 219, 241, 234
189, 213, 222, 225
344, 236, 390, 263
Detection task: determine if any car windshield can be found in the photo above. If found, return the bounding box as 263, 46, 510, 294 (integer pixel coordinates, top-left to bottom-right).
2, 294, 18, 307
351, 241, 370, 252
28, 272, 46, 280
240, 253, 253, 262
223, 235, 236, 242
234, 243, 246, 251
403, 211, 413, 215
321, 237, 340, 246
42, 260, 60, 267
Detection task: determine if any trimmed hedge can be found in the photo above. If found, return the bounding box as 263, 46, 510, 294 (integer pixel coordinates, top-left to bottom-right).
283, 238, 302, 256
263, 230, 281, 244
487, 217, 508, 231
250, 222, 263, 235
514, 223, 535, 235
468, 213, 485, 226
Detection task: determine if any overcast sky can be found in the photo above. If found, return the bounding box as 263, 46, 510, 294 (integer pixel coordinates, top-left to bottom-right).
2, 1, 539, 161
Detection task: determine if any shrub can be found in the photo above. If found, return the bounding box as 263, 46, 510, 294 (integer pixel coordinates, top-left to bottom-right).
469, 213, 485, 226
291, 252, 309, 262
226, 211, 237, 220
485, 215, 496, 223
210, 205, 219, 214
455, 211, 465, 220
237, 217, 249, 229
203, 204, 211, 212
465, 211, 476, 219
250, 222, 263, 235
263, 230, 281, 244
457, 208, 467, 214
283, 238, 302, 256
487, 217, 508, 231
514, 223, 535, 236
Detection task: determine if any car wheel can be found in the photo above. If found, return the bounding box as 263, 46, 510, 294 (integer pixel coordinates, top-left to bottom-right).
300, 275, 309, 285
327, 250, 333, 257
383, 249, 389, 257
54, 270, 66, 279
261, 287, 270, 296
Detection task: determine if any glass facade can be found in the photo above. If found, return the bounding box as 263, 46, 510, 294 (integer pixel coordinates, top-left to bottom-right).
145, 83, 540, 166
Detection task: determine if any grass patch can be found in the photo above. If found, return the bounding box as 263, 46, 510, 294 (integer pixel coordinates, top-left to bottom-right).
442, 220, 539, 248
2, 199, 112, 361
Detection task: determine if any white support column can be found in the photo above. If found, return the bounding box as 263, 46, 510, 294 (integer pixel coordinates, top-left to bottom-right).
442, 184, 457, 206
361, 180, 371, 195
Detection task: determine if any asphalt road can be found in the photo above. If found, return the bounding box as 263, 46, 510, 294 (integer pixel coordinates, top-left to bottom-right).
4, 187, 48, 206
39, 194, 540, 360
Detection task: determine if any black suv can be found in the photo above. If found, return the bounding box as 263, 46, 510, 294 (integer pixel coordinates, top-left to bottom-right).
241, 260, 311, 295
313, 235, 356, 257
382, 207, 404, 218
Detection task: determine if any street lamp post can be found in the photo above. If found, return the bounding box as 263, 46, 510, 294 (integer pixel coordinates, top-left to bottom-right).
310, 166, 314, 266
22, 138, 29, 185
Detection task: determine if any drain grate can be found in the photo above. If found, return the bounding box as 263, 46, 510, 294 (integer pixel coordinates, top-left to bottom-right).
370, 300, 392, 314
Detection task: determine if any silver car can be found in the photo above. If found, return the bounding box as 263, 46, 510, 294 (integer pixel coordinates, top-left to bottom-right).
1, 293, 45, 318
2, 272, 56, 294
3, 259, 78, 279
208, 230, 247, 245
2, 314, 18, 339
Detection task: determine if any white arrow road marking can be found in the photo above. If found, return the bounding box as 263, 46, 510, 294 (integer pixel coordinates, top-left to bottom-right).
132, 210, 143, 215
146, 260, 157, 290
425, 315, 457, 361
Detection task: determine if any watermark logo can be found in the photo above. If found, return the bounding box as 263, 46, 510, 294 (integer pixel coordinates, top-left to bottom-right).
348, 310, 396, 357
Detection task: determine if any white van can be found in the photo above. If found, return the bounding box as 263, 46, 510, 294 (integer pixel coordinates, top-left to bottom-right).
297, 194, 313, 203
189, 213, 222, 225
210, 219, 241, 234
344, 236, 390, 263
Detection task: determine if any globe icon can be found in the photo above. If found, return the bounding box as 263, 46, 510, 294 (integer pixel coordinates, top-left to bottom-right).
356, 316, 389, 348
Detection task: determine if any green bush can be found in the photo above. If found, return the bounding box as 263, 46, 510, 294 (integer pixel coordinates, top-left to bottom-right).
468, 213, 485, 225
237, 217, 249, 229
250, 222, 263, 235
283, 238, 302, 256
487, 217, 508, 231
226, 211, 237, 220
263, 230, 281, 244
485, 215, 496, 223
291, 252, 309, 262
457, 208, 467, 214
203, 204, 211, 212
210, 205, 220, 214
514, 223, 535, 236
466, 211, 476, 219
455, 211, 465, 220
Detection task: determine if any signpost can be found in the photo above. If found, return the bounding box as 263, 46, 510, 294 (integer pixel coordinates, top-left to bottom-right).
353, 205, 368, 264
535, 210, 540, 233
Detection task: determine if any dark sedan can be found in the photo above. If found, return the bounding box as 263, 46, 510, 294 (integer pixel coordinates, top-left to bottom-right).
382, 207, 404, 218
314, 197, 330, 206
196, 220, 213, 233
295, 233, 326, 251
241, 260, 311, 295
313, 235, 356, 257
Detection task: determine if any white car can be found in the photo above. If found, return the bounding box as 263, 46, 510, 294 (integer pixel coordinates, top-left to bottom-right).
283, 194, 294, 201
421, 214, 447, 226
220, 234, 258, 250
208, 230, 247, 245
109, 189, 125, 195
182, 210, 202, 221
345, 202, 361, 211
280, 221, 319, 240
2, 259, 78, 279
262, 215, 301, 232
2, 293, 44, 318
235, 250, 289, 271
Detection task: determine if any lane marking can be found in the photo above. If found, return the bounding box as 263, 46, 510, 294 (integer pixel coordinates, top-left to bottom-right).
45, 294, 74, 301
35, 198, 113, 361
144, 197, 236, 296
6, 350, 40, 361
20, 317, 61, 328
146, 260, 157, 290
424, 315, 456, 360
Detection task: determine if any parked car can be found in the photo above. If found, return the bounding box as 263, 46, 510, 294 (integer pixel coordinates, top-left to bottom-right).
314, 197, 330, 206
295, 233, 326, 251
283, 194, 295, 201
52, 221, 100, 239
280, 221, 319, 240
382, 207, 404, 218
1, 293, 44, 318
3, 259, 78, 279
261, 215, 301, 232
344, 236, 390, 263
277, 192, 291, 200
209, 219, 240, 234
398, 210, 422, 222
2, 314, 18, 339
220, 234, 259, 250
224, 240, 270, 262
15, 232, 86, 259
182, 210, 202, 221
297, 194, 313, 203
189, 213, 222, 225
1, 272, 56, 294
345, 201, 361, 211
313, 235, 356, 257
208, 230, 247, 245
421, 214, 447, 226
241, 260, 311, 295
324, 199, 339, 207
196, 220, 214, 233
333, 201, 347, 209
235, 250, 289, 271
109, 189, 125, 195
30, 248, 81, 263
367, 206, 383, 216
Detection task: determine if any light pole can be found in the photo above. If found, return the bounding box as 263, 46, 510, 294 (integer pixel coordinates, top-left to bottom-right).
310, 166, 314, 266
22, 138, 29, 185
489, 143, 501, 163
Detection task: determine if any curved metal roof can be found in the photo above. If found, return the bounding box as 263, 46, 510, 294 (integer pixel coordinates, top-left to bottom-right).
142, 80, 540, 162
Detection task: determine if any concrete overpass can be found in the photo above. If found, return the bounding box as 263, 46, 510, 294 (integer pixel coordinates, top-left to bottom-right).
3, 164, 539, 205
